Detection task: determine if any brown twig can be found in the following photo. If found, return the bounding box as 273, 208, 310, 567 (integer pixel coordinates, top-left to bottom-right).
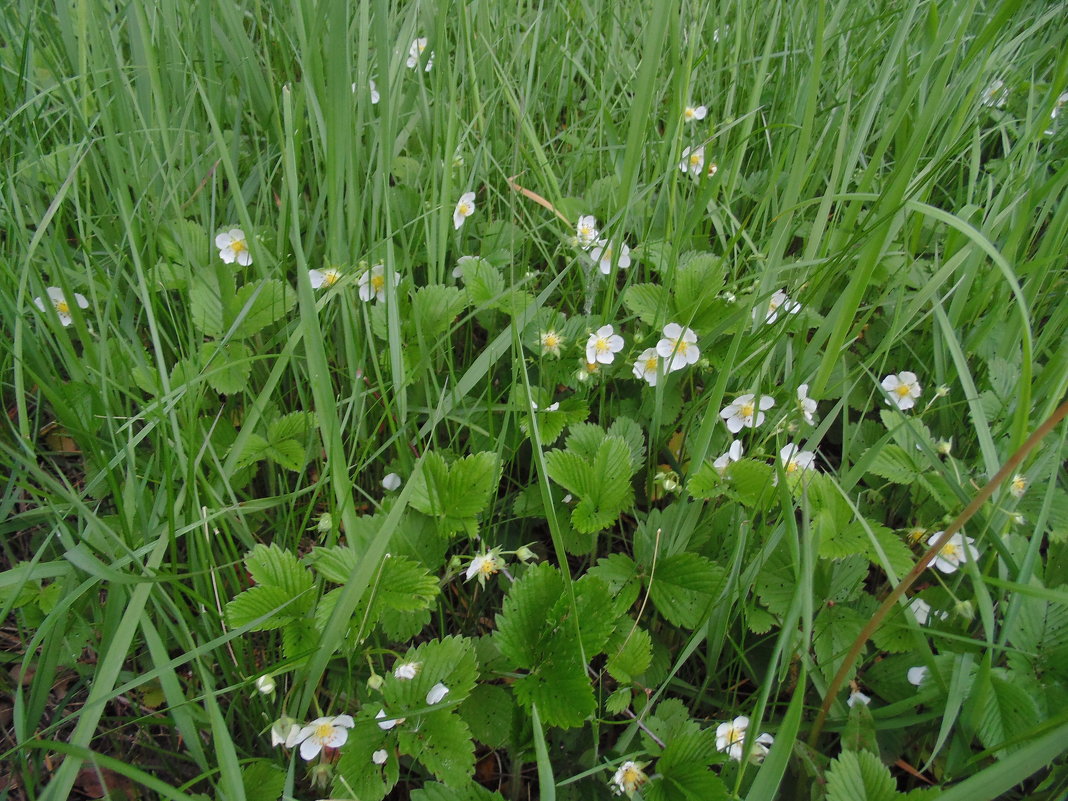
808, 398, 1068, 745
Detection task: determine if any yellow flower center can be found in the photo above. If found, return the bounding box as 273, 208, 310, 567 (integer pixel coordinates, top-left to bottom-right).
740, 403, 754, 419
230, 238, 247, 253
479, 558, 498, 576
542, 332, 560, 348
725, 725, 744, 746
644, 357, 658, 371
907, 527, 926, 544
595, 337, 610, 353
54, 300, 70, 315
371, 274, 385, 291
895, 383, 912, 397
323, 271, 339, 287
459, 202, 471, 216
314, 723, 334, 742
940, 542, 960, 560
621, 766, 645, 788
689, 153, 701, 166
1011, 477, 1026, 493
684, 107, 696, 119
786, 460, 798, 474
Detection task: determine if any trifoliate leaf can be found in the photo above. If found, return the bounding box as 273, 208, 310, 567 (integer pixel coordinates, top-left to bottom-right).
824, 750, 897, 801
568, 574, 618, 654
409, 451, 500, 534
263, 438, 305, 471
461, 258, 505, 309
589, 553, 642, 615
547, 436, 635, 534
511, 659, 595, 730
818, 520, 870, 560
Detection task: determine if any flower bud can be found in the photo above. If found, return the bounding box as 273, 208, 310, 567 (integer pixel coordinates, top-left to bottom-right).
515, 545, 537, 563
367, 672, 384, 691
317, 513, 333, 534
255, 674, 276, 695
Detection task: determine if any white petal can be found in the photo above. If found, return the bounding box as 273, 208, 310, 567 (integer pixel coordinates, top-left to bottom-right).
426, 682, 450, 705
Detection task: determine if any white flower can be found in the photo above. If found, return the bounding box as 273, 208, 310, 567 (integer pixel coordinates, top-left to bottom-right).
539, 330, 564, 357
255, 675, 276, 694
586, 325, 624, 365
750, 732, 775, 763
465, 548, 505, 586
715, 716, 772, 762
755, 288, 801, 324
683, 105, 707, 122
407, 38, 433, 70
393, 660, 421, 680
656, 323, 700, 372
632, 348, 662, 387
375, 709, 404, 730
720, 394, 775, 433
531, 400, 559, 412
215, 228, 252, 266
908, 597, 947, 625
847, 690, 871, 708
780, 444, 816, 475
453, 191, 476, 229
589, 239, 631, 274
979, 79, 1008, 108
907, 666, 928, 686
358, 264, 398, 303
34, 287, 89, 327
679, 145, 704, 177
609, 761, 648, 797
1009, 474, 1028, 499
270, 718, 300, 747
881, 371, 922, 410
292, 714, 355, 761
713, 440, 744, 473
308, 267, 341, 289
369, 79, 380, 104
927, 531, 978, 574
382, 472, 402, 491
372, 749, 388, 765
426, 682, 449, 705
576, 215, 599, 249
797, 384, 817, 424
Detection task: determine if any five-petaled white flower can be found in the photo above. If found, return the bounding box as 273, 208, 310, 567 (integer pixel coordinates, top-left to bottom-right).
576, 215, 599, 249
375, 709, 404, 730
586, 325, 624, 365
35, 287, 89, 327
1009, 474, 1028, 499
847, 690, 871, 708
683, 104, 708, 122
426, 682, 450, 705
632, 348, 662, 387
656, 323, 700, 372
713, 440, 744, 473
292, 714, 355, 761
407, 38, 433, 70
908, 597, 947, 625
382, 472, 402, 491
755, 288, 801, 324
465, 548, 505, 586
881, 371, 922, 410
372, 749, 388, 765
907, 666, 928, 686
308, 267, 342, 289
797, 384, 817, 424
215, 228, 252, 266
453, 191, 476, 229
927, 531, 978, 574
358, 264, 398, 303
780, 444, 816, 475
679, 145, 705, 177
720, 394, 775, 433
609, 761, 648, 797
539, 330, 564, 357
715, 716, 774, 763
393, 660, 421, 680
589, 239, 631, 274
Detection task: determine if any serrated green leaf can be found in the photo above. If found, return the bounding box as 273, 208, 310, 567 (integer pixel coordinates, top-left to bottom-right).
240, 760, 285, 801
399, 710, 475, 786
519, 398, 589, 445
268, 410, 315, 442
495, 563, 565, 668
376, 557, 439, 613
572, 437, 635, 533
648, 553, 725, 628
512, 660, 595, 729
568, 574, 619, 654
333, 719, 395, 801
246, 544, 313, 596
413, 285, 466, 339
606, 626, 653, 683
864, 444, 920, 485
232, 432, 270, 468
384, 636, 478, 712
686, 461, 724, 500
607, 417, 646, 471
224, 585, 299, 630
189, 271, 230, 338
231, 279, 295, 338
814, 605, 866, 684
460, 684, 514, 749
624, 283, 671, 325
461, 258, 505, 308
200, 341, 251, 395
306, 546, 358, 584
867, 526, 914, 578
825, 750, 898, 801
747, 605, 776, 634
412, 782, 506, 801
264, 439, 306, 471
606, 686, 633, 714
647, 731, 725, 801
409, 451, 499, 534
589, 553, 642, 615
724, 459, 775, 509
973, 670, 1041, 756
564, 422, 607, 461
819, 520, 870, 560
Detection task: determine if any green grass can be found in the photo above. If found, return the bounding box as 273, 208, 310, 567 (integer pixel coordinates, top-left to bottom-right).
2, 0, 1067, 799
